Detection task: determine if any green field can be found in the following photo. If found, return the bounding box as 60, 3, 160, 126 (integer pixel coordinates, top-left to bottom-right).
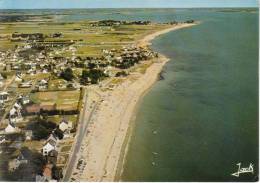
0, 21, 170, 55
30, 90, 80, 110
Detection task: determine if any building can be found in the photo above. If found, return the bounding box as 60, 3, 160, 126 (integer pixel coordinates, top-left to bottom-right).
38, 79, 48, 90
5, 123, 19, 133
0, 92, 9, 103
19, 81, 32, 88
0, 136, 6, 144
47, 149, 58, 164
21, 95, 30, 105
9, 103, 23, 123
25, 130, 33, 140
15, 74, 22, 82
59, 119, 72, 133
0, 73, 4, 80
8, 152, 28, 171
59, 119, 73, 138
42, 163, 53, 181
42, 133, 58, 156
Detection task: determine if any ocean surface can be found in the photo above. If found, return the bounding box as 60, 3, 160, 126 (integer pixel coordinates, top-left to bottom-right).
0, 8, 258, 181
119, 9, 259, 181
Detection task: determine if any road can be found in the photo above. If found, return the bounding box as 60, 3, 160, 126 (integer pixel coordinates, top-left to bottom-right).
62, 88, 99, 181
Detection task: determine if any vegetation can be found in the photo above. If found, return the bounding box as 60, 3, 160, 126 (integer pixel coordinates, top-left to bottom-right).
4, 147, 46, 181
30, 90, 80, 111
81, 69, 107, 84
115, 71, 128, 77
26, 117, 57, 140
60, 68, 74, 81
185, 20, 195, 23
52, 165, 63, 180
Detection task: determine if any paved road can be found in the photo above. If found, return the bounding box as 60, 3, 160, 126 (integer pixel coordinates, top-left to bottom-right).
63, 89, 99, 181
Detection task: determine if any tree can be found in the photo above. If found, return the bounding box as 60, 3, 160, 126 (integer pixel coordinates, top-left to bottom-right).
26, 118, 57, 140
81, 69, 107, 84
60, 68, 74, 81
115, 71, 128, 77
52, 165, 63, 180
88, 62, 96, 69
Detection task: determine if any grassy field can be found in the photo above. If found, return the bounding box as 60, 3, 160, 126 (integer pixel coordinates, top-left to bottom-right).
48, 79, 68, 90
29, 90, 80, 110
47, 114, 78, 125
22, 140, 44, 151
22, 73, 50, 81
0, 21, 170, 55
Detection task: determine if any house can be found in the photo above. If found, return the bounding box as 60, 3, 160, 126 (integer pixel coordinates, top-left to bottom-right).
42, 69, 48, 73
5, 123, 20, 133
21, 95, 30, 105
19, 81, 32, 88
9, 104, 23, 123
42, 163, 53, 181
47, 149, 58, 164
25, 130, 33, 140
42, 133, 58, 156
0, 136, 6, 144
43, 141, 56, 156
14, 102, 22, 110
8, 152, 28, 171
38, 79, 48, 90
38, 162, 58, 181
59, 119, 73, 138
35, 175, 47, 182
0, 92, 9, 103
0, 73, 4, 80
15, 74, 22, 82
59, 119, 73, 132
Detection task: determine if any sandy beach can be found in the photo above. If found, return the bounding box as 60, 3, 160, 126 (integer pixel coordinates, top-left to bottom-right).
69, 23, 196, 181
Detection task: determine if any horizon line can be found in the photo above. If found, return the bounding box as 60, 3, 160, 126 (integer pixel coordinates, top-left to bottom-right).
0, 6, 258, 10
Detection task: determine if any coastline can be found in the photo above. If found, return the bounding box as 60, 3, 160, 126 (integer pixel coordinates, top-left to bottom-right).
72, 23, 197, 181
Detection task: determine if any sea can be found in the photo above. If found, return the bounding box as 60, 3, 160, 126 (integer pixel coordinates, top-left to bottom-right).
0, 8, 259, 181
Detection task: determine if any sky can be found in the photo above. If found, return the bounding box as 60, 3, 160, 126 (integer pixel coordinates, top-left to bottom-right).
0, 0, 258, 9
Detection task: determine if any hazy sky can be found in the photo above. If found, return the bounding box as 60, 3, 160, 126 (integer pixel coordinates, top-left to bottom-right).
0, 0, 258, 9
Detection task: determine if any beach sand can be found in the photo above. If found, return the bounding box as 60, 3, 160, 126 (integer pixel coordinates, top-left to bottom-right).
71, 23, 196, 181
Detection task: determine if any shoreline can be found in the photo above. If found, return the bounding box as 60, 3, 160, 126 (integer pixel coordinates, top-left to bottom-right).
116, 22, 198, 181
71, 23, 197, 181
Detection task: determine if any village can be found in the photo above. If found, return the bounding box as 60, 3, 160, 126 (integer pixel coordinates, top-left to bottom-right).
0, 19, 164, 181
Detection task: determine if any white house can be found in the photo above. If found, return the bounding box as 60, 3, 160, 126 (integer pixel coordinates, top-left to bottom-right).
59, 119, 73, 138
5, 123, 19, 133
15, 75, 22, 82
19, 81, 32, 88
14, 102, 22, 110
25, 130, 33, 140
38, 79, 48, 90
9, 104, 23, 123
22, 96, 30, 105
0, 73, 4, 81
59, 119, 73, 133
42, 134, 58, 156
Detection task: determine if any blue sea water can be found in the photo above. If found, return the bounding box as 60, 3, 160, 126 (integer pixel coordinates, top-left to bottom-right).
120, 8, 259, 182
